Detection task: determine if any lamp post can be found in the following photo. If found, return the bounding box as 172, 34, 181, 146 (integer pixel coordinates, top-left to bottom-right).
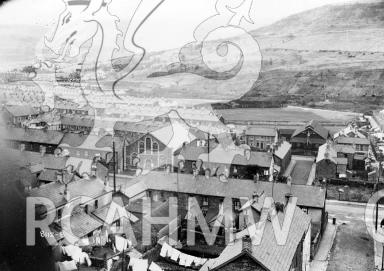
381, 243, 384, 271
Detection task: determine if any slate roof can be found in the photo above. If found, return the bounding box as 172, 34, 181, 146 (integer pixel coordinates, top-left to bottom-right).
29, 178, 109, 210
292, 120, 330, 140
122, 172, 326, 209
178, 145, 209, 161
38, 169, 58, 182
6, 149, 68, 170
60, 134, 113, 152
60, 133, 88, 147
195, 144, 272, 168
245, 127, 276, 137
114, 120, 166, 134
5, 127, 64, 145
334, 144, 355, 154
232, 152, 272, 168
70, 211, 103, 239
150, 119, 196, 150
200, 207, 311, 271
274, 141, 292, 159
316, 143, 337, 164
61, 115, 94, 127
5, 105, 39, 117
335, 137, 370, 145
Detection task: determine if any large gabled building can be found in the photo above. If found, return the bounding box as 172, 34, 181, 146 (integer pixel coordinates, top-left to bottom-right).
291, 120, 331, 156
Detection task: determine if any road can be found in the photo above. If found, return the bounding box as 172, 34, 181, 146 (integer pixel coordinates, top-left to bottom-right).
326, 200, 376, 271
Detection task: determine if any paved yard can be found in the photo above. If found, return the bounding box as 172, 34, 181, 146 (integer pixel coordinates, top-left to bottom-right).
290, 160, 314, 185
326, 221, 374, 271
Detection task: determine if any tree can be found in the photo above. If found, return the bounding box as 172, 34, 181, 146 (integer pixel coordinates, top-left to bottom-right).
21, 65, 36, 74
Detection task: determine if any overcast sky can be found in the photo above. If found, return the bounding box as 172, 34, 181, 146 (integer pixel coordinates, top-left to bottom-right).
0, 0, 362, 52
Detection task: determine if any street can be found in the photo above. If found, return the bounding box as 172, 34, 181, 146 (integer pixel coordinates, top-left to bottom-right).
326, 200, 376, 271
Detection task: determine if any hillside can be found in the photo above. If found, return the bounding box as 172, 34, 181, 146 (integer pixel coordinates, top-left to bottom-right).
239, 2, 384, 112
2, 2, 384, 112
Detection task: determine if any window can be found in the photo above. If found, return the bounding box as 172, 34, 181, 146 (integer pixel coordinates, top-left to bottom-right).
84, 151, 89, 157
145, 137, 152, 153
76, 150, 80, 156
57, 208, 62, 220
203, 197, 209, 206
152, 142, 159, 153
138, 141, 145, 153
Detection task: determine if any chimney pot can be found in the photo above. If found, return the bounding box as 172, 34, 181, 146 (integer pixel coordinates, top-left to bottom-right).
285, 193, 292, 206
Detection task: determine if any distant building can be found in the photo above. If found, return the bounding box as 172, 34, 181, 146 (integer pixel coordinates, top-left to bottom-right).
60, 115, 94, 133
178, 142, 273, 180
333, 125, 366, 140
241, 127, 278, 151
4, 127, 64, 155
291, 120, 331, 156
334, 136, 370, 154
55, 98, 93, 116
59, 133, 123, 175
124, 119, 197, 174
315, 143, 347, 180
273, 141, 292, 175
3, 104, 39, 126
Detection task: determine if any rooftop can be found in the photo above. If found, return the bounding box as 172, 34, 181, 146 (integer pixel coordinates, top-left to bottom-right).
292, 120, 330, 140
6, 149, 68, 170
245, 127, 276, 137
5, 104, 39, 117
114, 120, 166, 134
123, 172, 326, 209
194, 144, 273, 168
274, 141, 292, 159
4, 127, 64, 145
335, 137, 370, 145
61, 115, 94, 128
201, 207, 310, 271
29, 178, 109, 209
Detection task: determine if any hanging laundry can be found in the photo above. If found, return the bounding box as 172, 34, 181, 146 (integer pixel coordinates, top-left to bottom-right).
115, 235, 128, 252
129, 258, 148, 271
184, 255, 194, 267
170, 248, 180, 262
62, 245, 83, 261
79, 252, 92, 266
178, 253, 187, 266
160, 243, 169, 257
77, 237, 89, 246
149, 261, 163, 271
57, 260, 77, 271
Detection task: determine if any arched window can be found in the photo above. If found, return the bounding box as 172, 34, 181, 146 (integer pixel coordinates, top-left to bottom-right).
152, 142, 159, 153
145, 137, 152, 153
138, 141, 145, 153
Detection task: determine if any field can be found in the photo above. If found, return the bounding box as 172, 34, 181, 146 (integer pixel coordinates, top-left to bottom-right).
217, 106, 359, 126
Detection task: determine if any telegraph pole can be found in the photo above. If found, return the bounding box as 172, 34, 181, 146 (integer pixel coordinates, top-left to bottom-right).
113, 141, 116, 193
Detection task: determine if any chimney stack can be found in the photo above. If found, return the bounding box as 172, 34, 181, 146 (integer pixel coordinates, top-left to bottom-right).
64, 186, 71, 202
285, 193, 293, 207
287, 176, 292, 186
252, 192, 259, 203
245, 149, 251, 161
